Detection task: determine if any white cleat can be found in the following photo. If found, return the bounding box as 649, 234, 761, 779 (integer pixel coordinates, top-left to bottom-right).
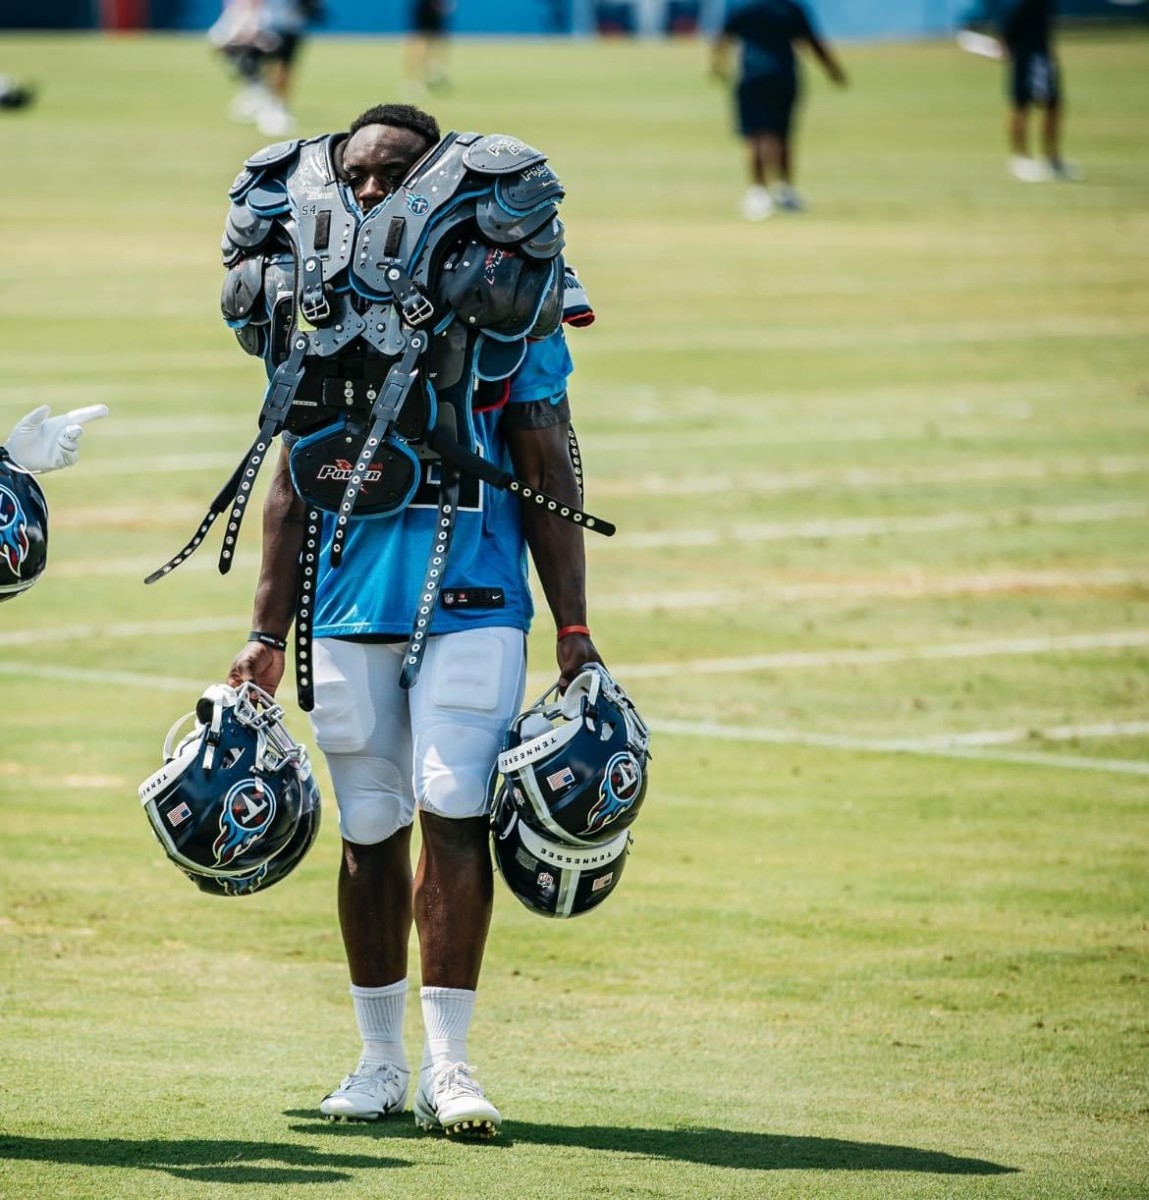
320, 1060, 409, 1122
1009, 155, 1052, 183
256, 100, 295, 137
414, 1062, 501, 1139
741, 185, 774, 221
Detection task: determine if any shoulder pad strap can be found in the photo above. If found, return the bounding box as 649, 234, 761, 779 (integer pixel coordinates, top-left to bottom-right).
462, 134, 547, 176
245, 138, 304, 171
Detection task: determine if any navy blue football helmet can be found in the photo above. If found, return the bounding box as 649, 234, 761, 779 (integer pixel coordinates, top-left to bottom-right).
139, 683, 321, 896
0, 448, 48, 603
490, 664, 649, 847
488, 664, 649, 919
490, 797, 631, 919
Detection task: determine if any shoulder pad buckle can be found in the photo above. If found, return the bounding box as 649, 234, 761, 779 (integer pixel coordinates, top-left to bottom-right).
462, 134, 547, 176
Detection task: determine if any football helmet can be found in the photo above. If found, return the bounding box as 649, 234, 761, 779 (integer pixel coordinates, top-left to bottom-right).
489, 663, 650, 847
0, 448, 48, 603
138, 682, 321, 896
490, 795, 631, 919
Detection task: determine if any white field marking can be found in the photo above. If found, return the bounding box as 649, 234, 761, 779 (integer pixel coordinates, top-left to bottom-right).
609, 501, 1149, 550
591, 455, 1149, 498
0, 661, 203, 692
50, 551, 260, 578
646, 719, 1149, 779
906, 720, 1149, 748
0, 616, 242, 649
605, 630, 1149, 681
592, 567, 1149, 611
585, 314, 1149, 354
76, 452, 250, 477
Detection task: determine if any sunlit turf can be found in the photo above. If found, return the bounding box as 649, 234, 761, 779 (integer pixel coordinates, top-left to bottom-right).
1, 27, 1147, 1200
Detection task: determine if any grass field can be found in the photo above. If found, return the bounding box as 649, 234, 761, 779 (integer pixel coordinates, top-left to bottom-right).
1, 26, 1148, 1200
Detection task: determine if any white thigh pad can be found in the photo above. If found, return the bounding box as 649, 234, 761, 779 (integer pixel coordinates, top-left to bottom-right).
412, 628, 526, 820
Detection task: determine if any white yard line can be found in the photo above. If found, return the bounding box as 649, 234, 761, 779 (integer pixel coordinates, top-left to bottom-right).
593, 568, 1149, 611
611, 501, 1149, 549
0, 661, 203, 692
608, 630, 1149, 680
592, 455, 1149, 498
647, 719, 1149, 778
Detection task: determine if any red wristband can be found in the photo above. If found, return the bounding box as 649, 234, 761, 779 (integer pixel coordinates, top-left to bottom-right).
557, 624, 591, 640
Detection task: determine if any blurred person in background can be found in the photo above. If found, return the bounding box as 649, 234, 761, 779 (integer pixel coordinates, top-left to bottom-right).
404, 0, 453, 98
210, 0, 322, 136
994, 0, 1079, 181
711, 0, 847, 220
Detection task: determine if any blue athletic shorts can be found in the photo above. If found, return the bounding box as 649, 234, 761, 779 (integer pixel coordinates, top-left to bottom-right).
1008, 48, 1060, 107
736, 74, 798, 138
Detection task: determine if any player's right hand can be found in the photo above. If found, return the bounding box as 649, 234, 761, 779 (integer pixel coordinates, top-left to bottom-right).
228, 642, 286, 696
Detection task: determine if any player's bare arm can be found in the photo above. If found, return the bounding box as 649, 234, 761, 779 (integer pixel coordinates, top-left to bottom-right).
508, 419, 603, 687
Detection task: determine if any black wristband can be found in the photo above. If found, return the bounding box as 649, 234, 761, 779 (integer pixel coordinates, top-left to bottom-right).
248, 630, 288, 652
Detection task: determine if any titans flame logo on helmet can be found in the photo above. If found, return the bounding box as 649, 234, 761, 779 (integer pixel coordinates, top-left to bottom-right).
0, 484, 31, 577
583, 751, 643, 837
212, 778, 277, 867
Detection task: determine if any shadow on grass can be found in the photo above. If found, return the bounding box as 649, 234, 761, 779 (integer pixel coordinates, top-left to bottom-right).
0, 1135, 402, 1184
287, 1112, 1018, 1175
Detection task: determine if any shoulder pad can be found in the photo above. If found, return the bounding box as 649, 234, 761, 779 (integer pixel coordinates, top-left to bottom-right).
245, 139, 304, 171
229, 166, 258, 202
462, 134, 547, 176
224, 203, 273, 250
476, 197, 558, 246
220, 256, 266, 327
498, 162, 564, 213
519, 214, 566, 261
246, 177, 290, 217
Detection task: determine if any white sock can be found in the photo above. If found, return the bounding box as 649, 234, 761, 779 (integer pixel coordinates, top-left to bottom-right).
350, 980, 409, 1072
419, 986, 476, 1076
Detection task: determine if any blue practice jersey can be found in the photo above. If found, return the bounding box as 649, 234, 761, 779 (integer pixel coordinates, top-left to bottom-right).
722, 0, 817, 82
311, 329, 574, 640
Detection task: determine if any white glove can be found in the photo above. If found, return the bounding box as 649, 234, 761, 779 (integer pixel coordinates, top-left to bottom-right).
4, 404, 109, 473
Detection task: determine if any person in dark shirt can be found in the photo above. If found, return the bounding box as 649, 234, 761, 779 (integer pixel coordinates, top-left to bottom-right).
996, 0, 1079, 180
711, 0, 846, 220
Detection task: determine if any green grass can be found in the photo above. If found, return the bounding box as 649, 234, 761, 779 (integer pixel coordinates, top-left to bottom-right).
1, 28, 1148, 1200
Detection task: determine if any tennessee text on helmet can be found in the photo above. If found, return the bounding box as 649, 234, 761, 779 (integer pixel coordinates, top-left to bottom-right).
0, 447, 49, 603
491, 798, 631, 919
490, 664, 650, 848
138, 682, 321, 896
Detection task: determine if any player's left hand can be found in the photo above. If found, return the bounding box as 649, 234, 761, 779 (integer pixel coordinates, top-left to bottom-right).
557, 632, 603, 691
4, 404, 109, 473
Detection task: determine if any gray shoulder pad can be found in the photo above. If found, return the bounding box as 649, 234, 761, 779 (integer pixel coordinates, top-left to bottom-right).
246, 177, 290, 217
245, 139, 304, 171
499, 161, 564, 212
519, 214, 566, 261
476, 197, 557, 246
221, 256, 267, 328
462, 134, 547, 176
224, 202, 274, 251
